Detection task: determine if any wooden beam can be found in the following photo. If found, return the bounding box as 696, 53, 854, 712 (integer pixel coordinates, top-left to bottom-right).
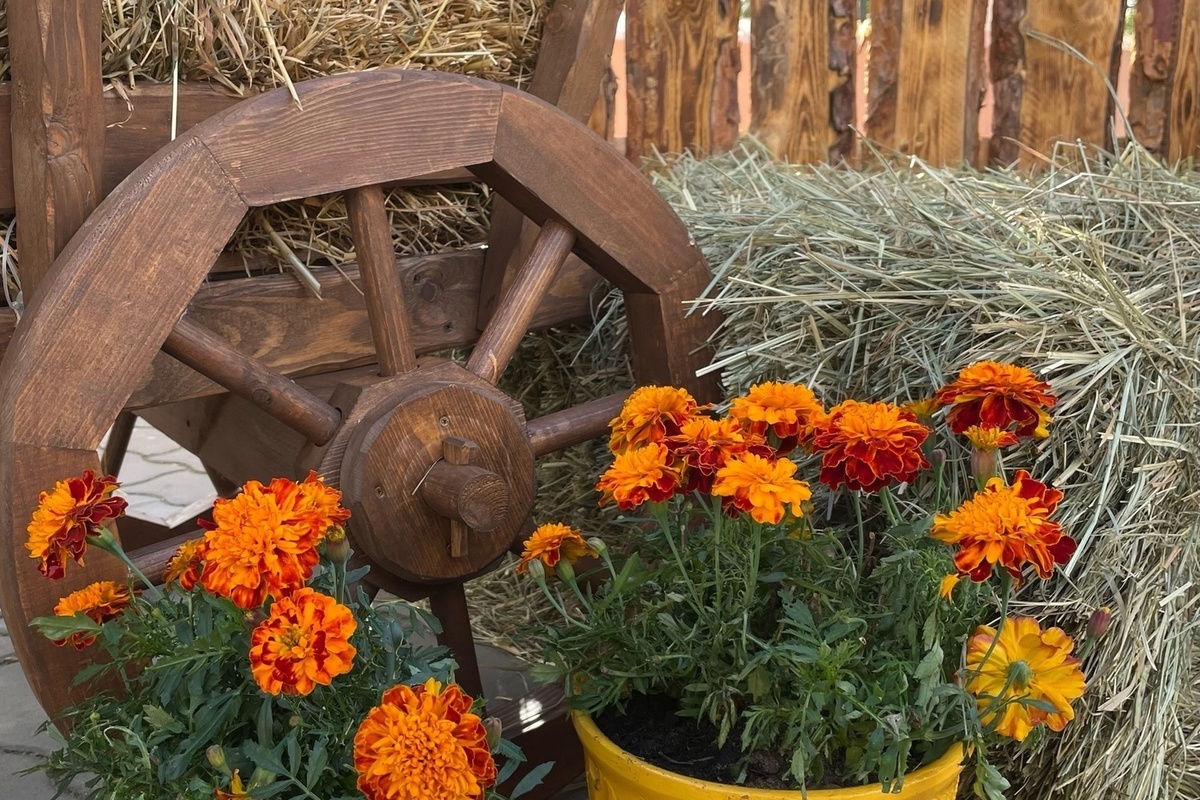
866, 0, 987, 166
750, 0, 856, 164
990, 0, 1126, 167
1129, 0, 1200, 162
8, 0, 105, 294
624, 0, 741, 162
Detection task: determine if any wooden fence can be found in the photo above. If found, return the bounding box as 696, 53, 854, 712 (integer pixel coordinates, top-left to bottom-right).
616, 0, 1200, 168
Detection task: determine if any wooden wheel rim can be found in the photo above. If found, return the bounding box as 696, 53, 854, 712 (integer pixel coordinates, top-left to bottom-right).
0, 69, 718, 721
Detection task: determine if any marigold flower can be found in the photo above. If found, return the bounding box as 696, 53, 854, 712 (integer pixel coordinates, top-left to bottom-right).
52, 580, 132, 649
596, 443, 682, 509
728, 381, 825, 454
354, 678, 497, 800
711, 453, 812, 525
26, 470, 127, 580
198, 473, 349, 609
936, 361, 1056, 440
965, 617, 1086, 742
608, 386, 699, 452
666, 416, 766, 493
811, 400, 930, 493
249, 587, 357, 696
963, 426, 1020, 452
939, 574, 961, 601
213, 770, 250, 799
163, 537, 204, 589
517, 523, 595, 574
902, 396, 941, 421
931, 470, 1075, 582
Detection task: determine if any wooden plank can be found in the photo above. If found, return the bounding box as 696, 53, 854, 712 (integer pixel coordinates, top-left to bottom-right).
750, 0, 856, 163
1129, 0, 1200, 162
624, 0, 741, 161
8, 0, 105, 293
866, 0, 986, 165
990, 0, 1126, 167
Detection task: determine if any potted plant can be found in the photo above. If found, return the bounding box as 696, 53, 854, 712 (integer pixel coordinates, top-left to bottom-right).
23, 471, 546, 799
520, 363, 1096, 799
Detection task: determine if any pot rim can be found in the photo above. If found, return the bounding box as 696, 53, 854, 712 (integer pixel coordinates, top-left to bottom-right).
572, 710, 965, 798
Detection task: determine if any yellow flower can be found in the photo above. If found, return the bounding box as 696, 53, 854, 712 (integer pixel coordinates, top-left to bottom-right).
213, 770, 250, 799
596, 443, 682, 510
608, 386, 699, 452
902, 396, 941, 421
939, 574, 961, 600
26, 471, 127, 580
711, 453, 812, 525
936, 361, 1056, 439
517, 523, 595, 573
163, 537, 204, 589
963, 425, 1019, 452
728, 381, 825, 453
52, 580, 132, 649
249, 588, 357, 696
354, 678, 496, 800
965, 617, 1086, 741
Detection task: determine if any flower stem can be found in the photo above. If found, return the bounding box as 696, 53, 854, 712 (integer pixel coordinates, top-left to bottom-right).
89, 526, 163, 602
852, 492, 865, 577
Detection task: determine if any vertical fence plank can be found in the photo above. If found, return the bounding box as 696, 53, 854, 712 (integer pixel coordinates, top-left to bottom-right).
1129, 0, 1200, 162
751, 0, 856, 164
625, 0, 741, 161
990, 0, 1126, 167
866, 0, 986, 166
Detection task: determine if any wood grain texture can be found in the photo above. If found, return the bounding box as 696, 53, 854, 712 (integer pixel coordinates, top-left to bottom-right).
527, 390, 631, 456
751, 0, 856, 163
1130, 0, 1200, 161
624, 0, 741, 161
8, 0, 105, 293
867, 0, 987, 165
992, 0, 1126, 167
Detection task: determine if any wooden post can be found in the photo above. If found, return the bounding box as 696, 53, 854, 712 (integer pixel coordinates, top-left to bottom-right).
990, 0, 1126, 168
750, 0, 856, 164
625, 0, 741, 162
866, 0, 987, 166
1128, 0, 1200, 162
9, 0, 105, 295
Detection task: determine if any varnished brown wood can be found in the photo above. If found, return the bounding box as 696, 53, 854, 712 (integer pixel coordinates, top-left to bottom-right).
1129, 0, 1200, 162
440, 437, 484, 558
429, 584, 484, 701
751, 0, 856, 164
346, 185, 419, 376
990, 0, 1126, 167
867, 0, 987, 166
163, 316, 342, 445
101, 411, 137, 477
527, 391, 632, 457
624, 0, 741, 161
420, 460, 510, 534
467, 220, 577, 383
8, 0, 105, 294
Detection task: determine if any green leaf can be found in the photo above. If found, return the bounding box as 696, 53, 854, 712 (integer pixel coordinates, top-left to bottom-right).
257, 696, 275, 748
974, 759, 1011, 800
914, 642, 944, 680
304, 739, 328, 789
243, 740, 288, 776
29, 612, 101, 642
142, 704, 185, 734
510, 762, 555, 799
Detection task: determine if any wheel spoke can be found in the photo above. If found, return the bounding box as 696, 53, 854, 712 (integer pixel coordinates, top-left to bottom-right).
428, 583, 485, 701
130, 529, 200, 587
466, 219, 576, 383
346, 185, 418, 377
526, 390, 631, 457
163, 316, 342, 445
102, 411, 138, 476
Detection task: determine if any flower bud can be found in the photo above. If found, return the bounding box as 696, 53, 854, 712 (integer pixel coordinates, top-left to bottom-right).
288, 714, 302, 728
483, 716, 503, 749
206, 745, 231, 776
929, 448, 947, 471
1087, 607, 1112, 641
324, 524, 350, 564
586, 537, 608, 558
970, 448, 1002, 489
526, 558, 547, 584
248, 767, 276, 790
555, 559, 576, 583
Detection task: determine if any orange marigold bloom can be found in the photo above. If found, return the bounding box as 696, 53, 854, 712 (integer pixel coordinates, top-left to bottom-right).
965, 617, 1086, 742
811, 400, 931, 493
26, 470, 127, 580
711, 453, 812, 525
666, 415, 767, 493
931, 470, 1075, 582
213, 770, 250, 799
939, 574, 961, 601
52, 580, 132, 649
354, 678, 497, 800
163, 537, 204, 589
902, 396, 941, 421
517, 523, 596, 574
608, 386, 699, 452
596, 443, 682, 509
936, 361, 1056, 440
728, 381, 825, 454
964, 426, 1020, 452
198, 473, 349, 609
249, 587, 357, 696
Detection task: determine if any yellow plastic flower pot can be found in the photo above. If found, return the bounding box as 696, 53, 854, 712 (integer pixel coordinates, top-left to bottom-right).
573, 713, 964, 800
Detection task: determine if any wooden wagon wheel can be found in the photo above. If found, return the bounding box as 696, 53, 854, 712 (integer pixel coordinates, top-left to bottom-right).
0, 70, 718, 739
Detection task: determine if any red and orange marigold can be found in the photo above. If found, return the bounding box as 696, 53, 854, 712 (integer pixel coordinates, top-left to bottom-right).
52, 580, 132, 649
936, 361, 1056, 440
163, 537, 204, 589
711, 453, 812, 525
197, 473, 349, 609
931, 470, 1075, 582
811, 400, 930, 493
249, 587, 357, 696
666, 415, 767, 493
596, 443, 682, 510
26, 470, 127, 580
354, 678, 497, 800
517, 523, 596, 574
607, 385, 699, 452
728, 381, 825, 454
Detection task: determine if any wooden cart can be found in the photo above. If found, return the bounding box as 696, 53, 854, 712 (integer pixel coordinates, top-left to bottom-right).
0, 1, 720, 794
